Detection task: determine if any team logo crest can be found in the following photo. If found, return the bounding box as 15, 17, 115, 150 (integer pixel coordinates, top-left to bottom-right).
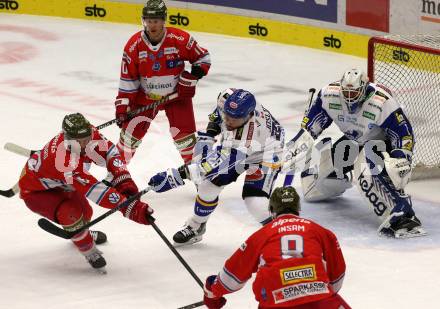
108, 193, 120, 204
229, 101, 238, 109
152, 62, 161, 71
113, 159, 124, 168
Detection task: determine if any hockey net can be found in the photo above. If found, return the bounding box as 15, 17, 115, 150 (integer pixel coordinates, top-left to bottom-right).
368, 35, 440, 180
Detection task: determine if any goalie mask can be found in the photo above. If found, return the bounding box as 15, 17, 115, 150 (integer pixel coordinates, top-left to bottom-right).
269, 186, 301, 218
340, 68, 369, 114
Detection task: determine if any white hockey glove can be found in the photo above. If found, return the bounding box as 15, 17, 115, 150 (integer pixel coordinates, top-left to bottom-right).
383, 152, 412, 190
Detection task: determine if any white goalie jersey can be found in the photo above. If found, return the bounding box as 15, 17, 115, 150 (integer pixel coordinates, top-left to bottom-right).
302, 82, 414, 159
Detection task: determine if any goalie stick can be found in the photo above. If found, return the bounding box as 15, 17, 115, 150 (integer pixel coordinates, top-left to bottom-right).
282, 88, 316, 187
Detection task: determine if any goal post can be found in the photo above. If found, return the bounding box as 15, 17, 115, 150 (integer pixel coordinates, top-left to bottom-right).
368, 35, 440, 180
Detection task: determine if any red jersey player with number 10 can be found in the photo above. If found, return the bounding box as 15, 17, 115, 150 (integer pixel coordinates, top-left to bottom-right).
115, 0, 211, 165
203, 186, 351, 309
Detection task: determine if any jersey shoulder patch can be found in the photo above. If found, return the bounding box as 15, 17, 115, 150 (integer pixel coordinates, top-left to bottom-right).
375, 91, 389, 101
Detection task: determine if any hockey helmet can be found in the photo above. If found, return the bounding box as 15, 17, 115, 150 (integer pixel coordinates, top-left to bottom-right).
216, 88, 236, 110
269, 186, 301, 217
223, 89, 256, 119
340, 68, 369, 113
62, 113, 92, 140
142, 0, 167, 20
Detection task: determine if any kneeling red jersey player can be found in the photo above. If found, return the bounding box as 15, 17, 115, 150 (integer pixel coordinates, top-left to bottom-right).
18, 113, 153, 272
203, 186, 351, 309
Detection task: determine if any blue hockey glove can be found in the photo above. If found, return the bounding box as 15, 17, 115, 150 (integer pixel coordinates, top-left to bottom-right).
148, 168, 185, 193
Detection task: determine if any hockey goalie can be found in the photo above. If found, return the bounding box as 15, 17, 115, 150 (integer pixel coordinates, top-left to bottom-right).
283, 68, 427, 239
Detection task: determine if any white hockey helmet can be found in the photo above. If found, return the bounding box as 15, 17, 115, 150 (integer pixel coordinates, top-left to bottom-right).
340, 68, 369, 113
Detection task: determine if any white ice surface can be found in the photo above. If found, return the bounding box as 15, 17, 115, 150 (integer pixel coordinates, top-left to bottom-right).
0, 14, 439, 309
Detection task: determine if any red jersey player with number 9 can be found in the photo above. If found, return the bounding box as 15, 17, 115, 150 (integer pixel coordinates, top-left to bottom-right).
115, 0, 211, 165
203, 186, 350, 309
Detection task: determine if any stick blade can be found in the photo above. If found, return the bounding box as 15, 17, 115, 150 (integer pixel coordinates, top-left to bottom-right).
4, 142, 33, 157
38, 218, 73, 239
0, 183, 19, 198
0, 189, 15, 198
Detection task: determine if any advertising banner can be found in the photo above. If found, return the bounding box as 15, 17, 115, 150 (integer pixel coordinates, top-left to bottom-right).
388, 0, 440, 34
172, 0, 338, 23
346, 0, 389, 32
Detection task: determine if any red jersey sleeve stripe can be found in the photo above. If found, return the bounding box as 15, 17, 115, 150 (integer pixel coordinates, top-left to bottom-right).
218, 267, 246, 292
86, 181, 110, 204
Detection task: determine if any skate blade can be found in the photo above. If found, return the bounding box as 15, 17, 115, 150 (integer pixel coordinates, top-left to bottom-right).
173, 236, 203, 247
395, 227, 428, 239
94, 267, 107, 275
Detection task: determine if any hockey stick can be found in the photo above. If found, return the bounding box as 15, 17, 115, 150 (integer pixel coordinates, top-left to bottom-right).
0, 143, 36, 198
38, 187, 152, 239
4, 142, 34, 156
148, 218, 204, 289
0, 183, 19, 198
3, 92, 179, 157
282, 88, 316, 187
177, 301, 205, 309
96, 92, 178, 130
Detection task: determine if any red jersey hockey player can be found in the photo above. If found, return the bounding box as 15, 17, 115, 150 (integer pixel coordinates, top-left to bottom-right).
115, 0, 211, 164
203, 186, 350, 309
19, 113, 153, 273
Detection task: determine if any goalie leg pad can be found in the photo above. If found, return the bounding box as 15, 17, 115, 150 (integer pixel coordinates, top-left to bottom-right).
353, 148, 425, 237
301, 137, 352, 202
302, 171, 352, 202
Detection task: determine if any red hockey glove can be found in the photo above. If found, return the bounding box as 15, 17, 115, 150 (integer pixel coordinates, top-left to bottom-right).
115, 98, 129, 128
177, 71, 198, 98
120, 200, 154, 225
108, 157, 139, 196
204, 275, 227, 309
112, 173, 139, 197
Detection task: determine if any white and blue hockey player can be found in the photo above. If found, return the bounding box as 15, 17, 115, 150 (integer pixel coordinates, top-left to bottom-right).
148, 88, 285, 245
283, 68, 426, 238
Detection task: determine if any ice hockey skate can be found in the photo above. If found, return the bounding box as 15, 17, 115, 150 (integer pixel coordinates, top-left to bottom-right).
82, 246, 107, 274
90, 231, 107, 245
379, 215, 427, 239
173, 219, 206, 247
